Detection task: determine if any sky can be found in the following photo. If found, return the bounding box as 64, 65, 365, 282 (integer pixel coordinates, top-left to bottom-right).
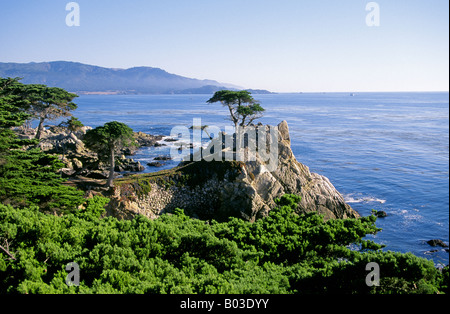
0, 0, 448, 93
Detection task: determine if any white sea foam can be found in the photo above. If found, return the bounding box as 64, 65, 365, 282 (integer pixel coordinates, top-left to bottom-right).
344, 194, 386, 204
156, 136, 192, 148
394, 209, 424, 223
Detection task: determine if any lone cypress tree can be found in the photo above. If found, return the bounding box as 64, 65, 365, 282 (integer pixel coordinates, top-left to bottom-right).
83, 121, 137, 187
207, 90, 265, 130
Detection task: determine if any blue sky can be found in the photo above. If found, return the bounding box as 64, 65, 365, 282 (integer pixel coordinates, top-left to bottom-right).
0, 0, 448, 92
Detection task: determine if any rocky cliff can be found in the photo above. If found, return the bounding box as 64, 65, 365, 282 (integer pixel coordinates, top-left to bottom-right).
108, 121, 359, 221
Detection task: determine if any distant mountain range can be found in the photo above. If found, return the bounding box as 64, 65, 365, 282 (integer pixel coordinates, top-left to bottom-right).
0, 61, 274, 95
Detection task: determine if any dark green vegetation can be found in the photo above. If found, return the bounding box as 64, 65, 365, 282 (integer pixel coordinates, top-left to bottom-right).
0, 78, 85, 214
0, 78, 448, 294
0, 195, 447, 294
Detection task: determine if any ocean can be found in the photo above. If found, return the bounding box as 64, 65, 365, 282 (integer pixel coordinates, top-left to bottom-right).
70, 92, 449, 265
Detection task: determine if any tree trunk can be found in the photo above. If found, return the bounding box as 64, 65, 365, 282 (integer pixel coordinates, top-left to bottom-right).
107, 145, 115, 188
227, 105, 238, 132
240, 116, 247, 127
35, 117, 45, 140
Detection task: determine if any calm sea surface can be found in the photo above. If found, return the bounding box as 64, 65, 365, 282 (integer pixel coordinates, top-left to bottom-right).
71, 92, 449, 265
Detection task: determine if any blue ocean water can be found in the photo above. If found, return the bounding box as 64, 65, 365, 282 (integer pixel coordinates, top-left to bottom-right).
71, 92, 449, 265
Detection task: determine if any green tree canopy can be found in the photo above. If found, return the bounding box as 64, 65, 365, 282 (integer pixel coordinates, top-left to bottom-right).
59, 116, 84, 134
0, 78, 33, 154
0, 78, 32, 129
27, 85, 78, 139
0, 78, 79, 139
83, 121, 137, 187
207, 90, 265, 129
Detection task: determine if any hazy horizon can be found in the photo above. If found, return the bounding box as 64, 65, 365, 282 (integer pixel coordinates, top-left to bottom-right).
0, 0, 448, 93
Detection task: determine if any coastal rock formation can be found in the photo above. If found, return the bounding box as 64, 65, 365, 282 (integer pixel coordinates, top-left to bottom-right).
108, 121, 359, 221
123, 132, 164, 155
14, 125, 157, 180
427, 239, 448, 248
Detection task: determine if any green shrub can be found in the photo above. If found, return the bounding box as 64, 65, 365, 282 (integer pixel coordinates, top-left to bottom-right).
0, 194, 447, 294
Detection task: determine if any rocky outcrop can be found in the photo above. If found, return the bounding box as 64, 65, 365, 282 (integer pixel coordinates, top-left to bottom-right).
15, 125, 152, 180
20, 125, 100, 177
257, 121, 359, 220
427, 239, 448, 248
108, 121, 359, 222
123, 132, 163, 155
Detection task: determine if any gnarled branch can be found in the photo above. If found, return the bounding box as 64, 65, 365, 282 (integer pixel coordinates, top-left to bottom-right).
0, 239, 16, 260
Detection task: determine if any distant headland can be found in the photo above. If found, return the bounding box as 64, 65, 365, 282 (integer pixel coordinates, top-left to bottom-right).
0, 61, 274, 95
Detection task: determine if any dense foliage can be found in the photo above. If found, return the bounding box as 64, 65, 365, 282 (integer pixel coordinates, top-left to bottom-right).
0, 195, 447, 294
0, 78, 85, 213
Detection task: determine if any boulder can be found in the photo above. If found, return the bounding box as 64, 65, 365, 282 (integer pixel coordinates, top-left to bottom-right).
122, 132, 163, 155
72, 158, 83, 170
38, 141, 54, 152
154, 156, 172, 161
427, 239, 448, 248
372, 210, 388, 218
147, 162, 164, 167
59, 168, 76, 178
86, 170, 109, 180
116, 159, 145, 172
164, 138, 178, 142
134, 131, 163, 147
